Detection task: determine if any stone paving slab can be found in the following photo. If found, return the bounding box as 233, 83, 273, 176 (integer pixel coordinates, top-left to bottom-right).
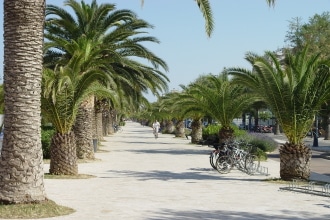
17, 121, 330, 220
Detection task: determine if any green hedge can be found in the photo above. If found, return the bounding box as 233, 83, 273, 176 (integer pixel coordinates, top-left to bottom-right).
41, 125, 55, 159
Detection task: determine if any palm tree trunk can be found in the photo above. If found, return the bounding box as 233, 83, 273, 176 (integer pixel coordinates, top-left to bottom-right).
323, 115, 330, 140
49, 132, 78, 175
165, 120, 175, 134
279, 143, 312, 181
219, 126, 234, 144
74, 97, 95, 159
274, 118, 281, 135
0, 0, 46, 204
102, 110, 109, 136
108, 111, 115, 134
95, 111, 104, 141
175, 120, 185, 137
191, 119, 203, 144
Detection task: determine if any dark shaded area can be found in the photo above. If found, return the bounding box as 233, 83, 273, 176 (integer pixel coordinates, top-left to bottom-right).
125, 148, 211, 156
103, 169, 265, 182
146, 208, 330, 220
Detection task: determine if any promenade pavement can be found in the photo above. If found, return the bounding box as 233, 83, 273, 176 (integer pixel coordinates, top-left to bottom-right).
24, 121, 330, 219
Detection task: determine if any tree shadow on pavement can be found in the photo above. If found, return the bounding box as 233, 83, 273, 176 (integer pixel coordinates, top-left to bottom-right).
125, 148, 210, 155
146, 208, 330, 220
104, 169, 267, 182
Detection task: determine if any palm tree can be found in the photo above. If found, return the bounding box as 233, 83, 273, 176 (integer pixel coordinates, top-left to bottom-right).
44, 0, 169, 158
228, 47, 330, 180
0, 85, 4, 114
159, 92, 187, 138
140, 0, 276, 37
170, 84, 206, 144
0, 0, 47, 203
42, 47, 114, 175
185, 73, 255, 144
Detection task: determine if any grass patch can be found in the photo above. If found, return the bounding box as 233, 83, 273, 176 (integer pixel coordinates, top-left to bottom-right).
44, 173, 96, 179
263, 177, 329, 186
43, 158, 102, 164
0, 199, 75, 219
262, 178, 291, 184
94, 149, 110, 153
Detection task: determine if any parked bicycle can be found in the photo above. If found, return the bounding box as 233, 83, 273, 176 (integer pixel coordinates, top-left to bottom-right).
213, 141, 261, 175
209, 143, 225, 170
114, 124, 123, 133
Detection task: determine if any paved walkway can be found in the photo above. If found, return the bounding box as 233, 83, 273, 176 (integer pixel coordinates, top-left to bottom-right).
35, 122, 330, 219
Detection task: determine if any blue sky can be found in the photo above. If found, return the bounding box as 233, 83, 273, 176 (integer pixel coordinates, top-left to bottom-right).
0, 0, 329, 101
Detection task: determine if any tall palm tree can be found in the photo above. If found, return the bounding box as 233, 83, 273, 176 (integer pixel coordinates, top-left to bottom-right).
170, 84, 206, 144
42, 46, 114, 175
159, 92, 187, 138
44, 0, 169, 158
228, 47, 330, 180
0, 0, 47, 203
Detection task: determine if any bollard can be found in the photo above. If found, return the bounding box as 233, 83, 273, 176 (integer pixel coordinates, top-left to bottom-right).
312, 131, 318, 147
93, 139, 98, 152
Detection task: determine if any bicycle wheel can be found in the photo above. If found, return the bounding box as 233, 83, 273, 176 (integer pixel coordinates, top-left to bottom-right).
245, 154, 260, 174
118, 127, 123, 133
209, 151, 218, 170
153, 130, 159, 138
216, 155, 233, 174
237, 152, 248, 171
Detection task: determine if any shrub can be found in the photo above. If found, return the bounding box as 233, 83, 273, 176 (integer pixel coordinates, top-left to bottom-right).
233, 125, 248, 138
236, 133, 277, 152
203, 124, 247, 140
41, 125, 55, 159
246, 133, 278, 152
202, 124, 220, 140
235, 132, 278, 160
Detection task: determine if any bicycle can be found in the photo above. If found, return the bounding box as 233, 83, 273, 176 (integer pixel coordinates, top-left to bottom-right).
153, 128, 159, 138
209, 143, 226, 170
214, 141, 260, 175
114, 125, 123, 133
244, 145, 261, 174
214, 143, 234, 174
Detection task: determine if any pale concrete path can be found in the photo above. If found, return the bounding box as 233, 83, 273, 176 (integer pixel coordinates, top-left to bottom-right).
38, 121, 330, 219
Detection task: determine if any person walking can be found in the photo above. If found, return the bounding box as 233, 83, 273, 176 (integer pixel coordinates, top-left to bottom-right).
152, 120, 160, 138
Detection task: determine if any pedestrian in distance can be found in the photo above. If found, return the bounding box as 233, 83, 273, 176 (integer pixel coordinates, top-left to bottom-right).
152, 120, 160, 138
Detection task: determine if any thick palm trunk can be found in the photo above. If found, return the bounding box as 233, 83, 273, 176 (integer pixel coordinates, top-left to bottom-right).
279, 143, 312, 181
75, 110, 94, 159
191, 119, 203, 144
108, 112, 115, 134
74, 97, 95, 159
95, 111, 104, 141
0, 0, 46, 204
219, 126, 234, 144
274, 119, 281, 135
175, 120, 185, 137
323, 114, 330, 140
102, 110, 109, 136
49, 132, 78, 175
165, 120, 175, 134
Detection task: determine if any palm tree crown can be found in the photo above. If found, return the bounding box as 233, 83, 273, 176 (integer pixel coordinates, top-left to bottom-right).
229, 47, 330, 145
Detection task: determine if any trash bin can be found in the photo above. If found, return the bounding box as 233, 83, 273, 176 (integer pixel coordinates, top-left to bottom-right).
93, 139, 98, 152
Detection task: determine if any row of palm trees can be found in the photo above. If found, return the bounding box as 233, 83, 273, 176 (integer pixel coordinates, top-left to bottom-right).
0, 0, 282, 205
42, 0, 170, 175
139, 47, 330, 181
